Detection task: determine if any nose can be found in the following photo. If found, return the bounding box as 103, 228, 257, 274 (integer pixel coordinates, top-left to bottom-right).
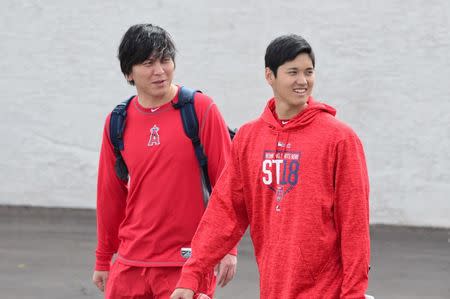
296, 74, 307, 85
153, 61, 165, 75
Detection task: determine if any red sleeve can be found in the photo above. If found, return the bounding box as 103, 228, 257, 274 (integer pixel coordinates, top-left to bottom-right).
176, 131, 249, 291
197, 97, 237, 255
198, 100, 231, 187
334, 132, 370, 298
95, 115, 128, 271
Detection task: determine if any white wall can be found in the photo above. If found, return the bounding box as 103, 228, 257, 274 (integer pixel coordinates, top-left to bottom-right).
1, 0, 449, 227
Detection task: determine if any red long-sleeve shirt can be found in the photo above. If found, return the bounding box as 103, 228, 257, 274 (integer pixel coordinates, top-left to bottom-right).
95, 89, 234, 271
177, 97, 370, 298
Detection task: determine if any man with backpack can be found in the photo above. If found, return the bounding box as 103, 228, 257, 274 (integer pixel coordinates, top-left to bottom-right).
171, 34, 370, 299
92, 24, 237, 299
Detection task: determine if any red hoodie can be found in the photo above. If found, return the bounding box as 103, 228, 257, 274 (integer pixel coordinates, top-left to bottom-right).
177, 97, 370, 298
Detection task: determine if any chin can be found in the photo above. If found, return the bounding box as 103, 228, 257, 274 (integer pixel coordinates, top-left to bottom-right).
290, 99, 307, 107
156, 85, 170, 93
149, 90, 167, 98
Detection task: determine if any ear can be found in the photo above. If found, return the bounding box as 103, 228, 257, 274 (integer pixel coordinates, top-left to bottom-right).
265, 67, 274, 85
125, 73, 133, 83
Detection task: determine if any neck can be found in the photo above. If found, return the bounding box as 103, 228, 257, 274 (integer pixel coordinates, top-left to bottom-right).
137, 84, 177, 108
275, 100, 308, 120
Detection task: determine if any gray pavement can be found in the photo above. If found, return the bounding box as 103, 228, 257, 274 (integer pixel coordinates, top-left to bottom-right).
0, 206, 448, 299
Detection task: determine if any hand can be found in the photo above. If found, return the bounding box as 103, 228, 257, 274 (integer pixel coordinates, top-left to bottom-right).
170, 288, 194, 299
214, 254, 237, 287
92, 270, 109, 292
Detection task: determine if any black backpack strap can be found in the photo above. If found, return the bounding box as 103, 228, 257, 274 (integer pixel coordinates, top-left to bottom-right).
173, 87, 212, 205
110, 96, 134, 181
228, 127, 237, 140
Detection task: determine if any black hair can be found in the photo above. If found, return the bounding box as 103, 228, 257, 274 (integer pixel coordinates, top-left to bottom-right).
265, 34, 315, 77
118, 24, 176, 85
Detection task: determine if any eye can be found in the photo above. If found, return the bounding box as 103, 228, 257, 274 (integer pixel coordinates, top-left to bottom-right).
305, 69, 314, 76
143, 60, 154, 66
287, 71, 297, 75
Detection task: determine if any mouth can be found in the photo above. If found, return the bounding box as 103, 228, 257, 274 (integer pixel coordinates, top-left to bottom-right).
293, 87, 308, 96
152, 79, 166, 85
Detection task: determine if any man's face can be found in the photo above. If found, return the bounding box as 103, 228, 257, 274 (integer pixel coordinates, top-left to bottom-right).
127, 54, 175, 99
265, 53, 315, 111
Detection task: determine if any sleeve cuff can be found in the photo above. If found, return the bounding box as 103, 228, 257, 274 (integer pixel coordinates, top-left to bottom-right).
95, 253, 113, 271
95, 263, 110, 271
176, 273, 200, 292
228, 245, 238, 256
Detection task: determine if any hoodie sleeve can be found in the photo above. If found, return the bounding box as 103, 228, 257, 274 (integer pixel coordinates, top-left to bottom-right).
176, 132, 249, 291
95, 116, 128, 271
334, 131, 370, 299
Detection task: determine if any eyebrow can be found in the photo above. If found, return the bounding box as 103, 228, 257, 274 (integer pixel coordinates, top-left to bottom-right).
286, 67, 314, 71
145, 54, 171, 61
146, 53, 161, 60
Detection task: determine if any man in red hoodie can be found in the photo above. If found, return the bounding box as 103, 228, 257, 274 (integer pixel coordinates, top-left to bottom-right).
171, 34, 370, 299
92, 24, 237, 299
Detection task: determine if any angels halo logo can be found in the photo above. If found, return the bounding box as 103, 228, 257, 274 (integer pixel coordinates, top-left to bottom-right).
148, 125, 160, 146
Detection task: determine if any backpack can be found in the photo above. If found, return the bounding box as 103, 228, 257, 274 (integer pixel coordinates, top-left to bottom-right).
109, 86, 235, 205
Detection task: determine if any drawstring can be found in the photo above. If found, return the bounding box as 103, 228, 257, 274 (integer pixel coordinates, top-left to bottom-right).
284, 132, 291, 153
275, 131, 281, 154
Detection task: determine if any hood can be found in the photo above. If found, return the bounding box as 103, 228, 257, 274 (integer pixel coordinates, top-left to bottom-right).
260, 96, 336, 131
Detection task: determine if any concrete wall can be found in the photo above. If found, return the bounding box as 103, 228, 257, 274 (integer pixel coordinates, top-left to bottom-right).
1, 0, 449, 227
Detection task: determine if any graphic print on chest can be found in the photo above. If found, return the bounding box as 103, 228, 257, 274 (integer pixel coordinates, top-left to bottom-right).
262, 150, 301, 212
148, 124, 160, 146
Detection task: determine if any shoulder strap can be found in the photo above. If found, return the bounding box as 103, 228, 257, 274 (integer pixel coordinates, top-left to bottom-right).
110, 96, 134, 181
228, 127, 237, 140
173, 87, 212, 205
